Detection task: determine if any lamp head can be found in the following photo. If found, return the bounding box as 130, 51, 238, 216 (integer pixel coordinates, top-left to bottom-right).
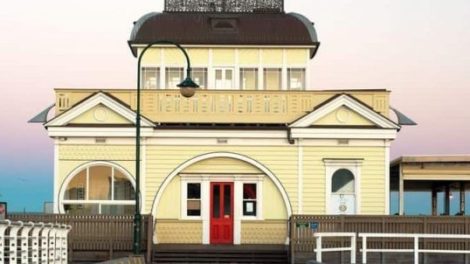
178, 77, 199, 98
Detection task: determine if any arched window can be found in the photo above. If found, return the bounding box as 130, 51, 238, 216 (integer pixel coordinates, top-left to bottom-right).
62, 164, 135, 215
331, 169, 355, 194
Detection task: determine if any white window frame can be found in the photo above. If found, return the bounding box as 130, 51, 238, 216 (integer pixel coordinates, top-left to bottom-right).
263, 68, 283, 90
213, 67, 235, 90
60, 162, 136, 215
181, 181, 203, 220
240, 181, 263, 220
287, 68, 306, 90
323, 159, 362, 214
141, 67, 160, 89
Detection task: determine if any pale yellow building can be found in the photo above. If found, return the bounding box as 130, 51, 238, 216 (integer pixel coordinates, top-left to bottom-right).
32, 0, 413, 246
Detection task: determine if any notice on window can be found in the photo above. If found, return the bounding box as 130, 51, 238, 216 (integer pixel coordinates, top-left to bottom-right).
246, 202, 254, 213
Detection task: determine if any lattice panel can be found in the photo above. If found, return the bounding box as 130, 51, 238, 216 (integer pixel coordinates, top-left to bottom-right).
241, 221, 288, 244
156, 221, 203, 244
165, 0, 284, 13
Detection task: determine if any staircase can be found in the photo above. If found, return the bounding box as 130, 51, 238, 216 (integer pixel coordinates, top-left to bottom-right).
153, 244, 289, 263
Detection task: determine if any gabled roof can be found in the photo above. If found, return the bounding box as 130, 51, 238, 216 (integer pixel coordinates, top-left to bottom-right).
45, 92, 155, 128
128, 12, 320, 58
289, 94, 400, 129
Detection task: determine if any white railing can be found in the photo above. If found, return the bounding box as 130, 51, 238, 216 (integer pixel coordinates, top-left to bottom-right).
314, 232, 357, 264
360, 233, 470, 264
0, 220, 71, 264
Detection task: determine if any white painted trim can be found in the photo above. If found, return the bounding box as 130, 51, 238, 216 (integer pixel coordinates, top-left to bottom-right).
58, 137, 392, 148
281, 49, 287, 91
384, 141, 390, 215
324, 159, 363, 215
45, 92, 155, 128
47, 127, 154, 138
297, 139, 303, 214
289, 94, 400, 129
305, 49, 311, 89
53, 139, 59, 213
160, 48, 165, 89
290, 128, 398, 140
234, 180, 242, 244
208, 48, 214, 88
152, 152, 292, 244
57, 161, 136, 214
202, 180, 210, 244
258, 49, 263, 90
235, 49, 240, 90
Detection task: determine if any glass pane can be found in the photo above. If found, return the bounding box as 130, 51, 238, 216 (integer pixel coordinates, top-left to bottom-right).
288, 69, 305, 90
114, 170, 135, 200
142, 67, 159, 89
192, 68, 207, 89
332, 169, 355, 193
225, 69, 233, 80
101, 205, 135, 215
65, 169, 86, 200
243, 201, 257, 216
187, 183, 201, 199
243, 184, 257, 199
165, 67, 183, 89
216, 70, 223, 80
224, 185, 231, 217
264, 69, 281, 90
63, 204, 99, 215
187, 200, 201, 216
240, 68, 258, 90
213, 185, 220, 218
89, 166, 112, 200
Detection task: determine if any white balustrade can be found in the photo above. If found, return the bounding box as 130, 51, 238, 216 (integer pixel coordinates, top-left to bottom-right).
314, 232, 357, 264
0, 220, 71, 264
359, 233, 470, 264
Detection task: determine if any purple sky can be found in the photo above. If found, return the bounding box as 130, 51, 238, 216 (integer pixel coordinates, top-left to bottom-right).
1, 0, 469, 212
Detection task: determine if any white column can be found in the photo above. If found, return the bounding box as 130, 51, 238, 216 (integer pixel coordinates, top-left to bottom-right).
208, 49, 214, 88
258, 49, 263, 90
160, 48, 166, 89
297, 139, 303, 214
384, 141, 391, 215
202, 179, 210, 244
54, 139, 59, 213
399, 165, 405, 215
282, 49, 288, 90
234, 179, 243, 245
235, 49, 240, 89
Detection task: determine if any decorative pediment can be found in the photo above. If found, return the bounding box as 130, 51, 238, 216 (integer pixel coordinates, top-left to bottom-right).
45, 92, 154, 127
290, 94, 400, 129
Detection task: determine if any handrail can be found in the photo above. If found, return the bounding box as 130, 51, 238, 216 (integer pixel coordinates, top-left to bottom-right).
359, 233, 470, 264
0, 220, 72, 264
314, 232, 356, 264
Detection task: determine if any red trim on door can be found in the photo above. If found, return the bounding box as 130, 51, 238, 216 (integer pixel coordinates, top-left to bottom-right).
210, 182, 234, 244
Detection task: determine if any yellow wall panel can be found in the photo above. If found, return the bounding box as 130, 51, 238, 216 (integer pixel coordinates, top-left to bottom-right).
261, 49, 283, 65
286, 49, 308, 65
69, 104, 131, 125
140, 48, 161, 66
263, 178, 288, 219
188, 48, 209, 65
155, 220, 202, 244
239, 49, 260, 66
212, 49, 235, 65
156, 176, 180, 218
165, 48, 186, 66
241, 220, 287, 244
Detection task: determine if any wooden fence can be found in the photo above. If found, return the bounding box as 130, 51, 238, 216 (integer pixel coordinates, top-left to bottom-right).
8, 214, 153, 263
290, 215, 470, 261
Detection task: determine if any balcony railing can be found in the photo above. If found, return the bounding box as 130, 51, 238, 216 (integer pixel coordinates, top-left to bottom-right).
164, 0, 284, 13
55, 89, 390, 124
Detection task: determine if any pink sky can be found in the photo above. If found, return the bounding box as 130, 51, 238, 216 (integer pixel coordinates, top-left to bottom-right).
0, 0, 470, 210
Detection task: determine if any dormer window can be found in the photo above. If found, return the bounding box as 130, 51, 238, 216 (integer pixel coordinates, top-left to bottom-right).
210, 18, 238, 32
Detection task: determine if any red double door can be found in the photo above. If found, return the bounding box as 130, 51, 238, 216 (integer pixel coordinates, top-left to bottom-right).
210, 182, 234, 244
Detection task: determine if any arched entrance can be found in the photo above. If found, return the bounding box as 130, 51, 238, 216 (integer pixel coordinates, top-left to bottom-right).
151, 152, 292, 245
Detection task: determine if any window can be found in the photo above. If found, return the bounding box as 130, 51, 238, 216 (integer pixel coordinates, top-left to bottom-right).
288, 68, 306, 90
187, 183, 201, 216
331, 169, 355, 194
141, 67, 160, 89
62, 164, 135, 215
192, 68, 208, 89
263, 68, 282, 90
243, 183, 257, 216
240, 68, 258, 90
165, 67, 184, 89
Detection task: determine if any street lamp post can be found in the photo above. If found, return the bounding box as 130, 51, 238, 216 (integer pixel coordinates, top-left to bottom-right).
134, 41, 199, 254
